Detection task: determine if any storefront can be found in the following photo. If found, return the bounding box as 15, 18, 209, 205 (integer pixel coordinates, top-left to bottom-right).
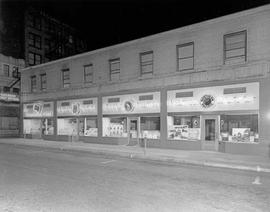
102, 92, 160, 145
167, 82, 259, 152
0, 93, 20, 137
23, 101, 54, 138
56, 98, 98, 141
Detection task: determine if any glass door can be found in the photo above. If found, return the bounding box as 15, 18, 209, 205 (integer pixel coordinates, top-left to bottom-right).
201, 115, 219, 151
127, 117, 139, 146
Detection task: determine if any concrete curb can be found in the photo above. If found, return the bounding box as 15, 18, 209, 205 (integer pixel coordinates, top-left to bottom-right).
1, 140, 270, 173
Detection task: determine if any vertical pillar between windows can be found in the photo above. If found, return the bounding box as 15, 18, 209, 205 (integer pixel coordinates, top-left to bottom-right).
160, 88, 167, 144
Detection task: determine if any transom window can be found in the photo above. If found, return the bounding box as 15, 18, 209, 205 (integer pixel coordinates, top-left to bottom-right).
177, 42, 194, 71
109, 58, 120, 81
140, 51, 153, 77
224, 30, 247, 64
84, 64, 93, 83
62, 69, 70, 88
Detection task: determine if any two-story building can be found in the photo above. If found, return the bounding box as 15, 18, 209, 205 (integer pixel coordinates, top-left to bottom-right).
0, 54, 24, 137
21, 5, 270, 157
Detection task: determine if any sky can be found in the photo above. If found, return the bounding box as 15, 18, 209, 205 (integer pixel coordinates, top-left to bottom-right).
22, 0, 270, 51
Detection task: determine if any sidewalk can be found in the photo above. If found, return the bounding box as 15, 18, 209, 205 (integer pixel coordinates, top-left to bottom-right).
0, 138, 270, 173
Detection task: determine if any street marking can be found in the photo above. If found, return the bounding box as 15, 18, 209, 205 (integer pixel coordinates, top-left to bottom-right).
101, 160, 115, 164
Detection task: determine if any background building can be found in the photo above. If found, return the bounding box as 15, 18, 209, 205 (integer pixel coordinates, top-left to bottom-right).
21, 4, 270, 157
0, 1, 87, 66
0, 54, 24, 137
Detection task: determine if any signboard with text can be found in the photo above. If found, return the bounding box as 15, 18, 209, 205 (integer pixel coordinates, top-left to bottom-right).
167, 82, 259, 112
102, 92, 160, 115
23, 102, 54, 117
57, 98, 97, 116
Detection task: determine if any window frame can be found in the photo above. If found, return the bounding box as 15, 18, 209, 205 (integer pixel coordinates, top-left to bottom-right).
140, 51, 154, 76
223, 30, 247, 64
30, 75, 37, 92
28, 52, 42, 66
40, 73, 47, 91
3, 64, 10, 77
62, 69, 70, 88
84, 64, 93, 84
28, 32, 41, 49
109, 58, 120, 81
176, 42, 194, 72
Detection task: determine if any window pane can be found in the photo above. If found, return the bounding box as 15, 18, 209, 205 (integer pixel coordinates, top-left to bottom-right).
102, 117, 127, 137
168, 116, 200, 140
141, 64, 153, 74
140, 117, 160, 139
178, 57, 193, 70
178, 44, 193, 58
225, 48, 245, 58
220, 114, 258, 143
141, 52, 153, 62
225, 33, 245, 45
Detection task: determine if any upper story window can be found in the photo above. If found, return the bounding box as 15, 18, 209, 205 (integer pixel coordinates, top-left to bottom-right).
13, 88, 20, 94
3, 87, 10, 93
30, 75, 37, 92
109, 58, 120, 81
224, 30, 247, 64
62, 69, 70, 88
140, 51, 153, 77
29, 33, 41, 49
3, 64, 10, 77
177, 42, 194, 71
84, 64, 93, 83
28, 13, 41, 30
40, 73, 47, 91
28, 52, 41, 66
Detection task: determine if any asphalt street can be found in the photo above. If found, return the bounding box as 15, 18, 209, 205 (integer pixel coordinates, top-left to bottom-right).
0, 143, 269, 212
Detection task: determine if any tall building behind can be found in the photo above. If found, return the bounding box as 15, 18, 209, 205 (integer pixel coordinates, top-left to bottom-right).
0, 1, 87, 66
24, 7, 87, 66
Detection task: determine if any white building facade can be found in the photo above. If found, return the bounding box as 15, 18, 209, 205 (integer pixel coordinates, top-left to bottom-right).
21, 5, 270, 156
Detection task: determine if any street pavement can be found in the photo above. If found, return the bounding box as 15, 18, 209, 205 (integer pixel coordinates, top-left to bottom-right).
0, 138, 270, 173
0, 143, 269, 212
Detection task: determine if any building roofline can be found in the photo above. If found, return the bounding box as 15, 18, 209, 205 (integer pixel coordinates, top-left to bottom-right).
21, 3, 270, 72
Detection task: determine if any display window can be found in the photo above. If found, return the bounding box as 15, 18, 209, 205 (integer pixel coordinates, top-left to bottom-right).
220, 114, 259, 143
102, 117, 127, 137
79, 118, 98, 137
41, 118, 54, 135
140, 116, 160, 139
23, 119, 41, 134
57, 118, 78, 135
167, 115, 201, 140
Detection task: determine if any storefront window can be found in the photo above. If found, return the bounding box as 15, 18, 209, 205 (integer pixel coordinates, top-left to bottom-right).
57, 118, 78, 135
102, 117, 127, 137
23, 119, 41, 134
79, 118, 98, 137
41, 118, 54, 135
220, 114, 258, 143
140, 117, 160, 139
167, 115, 200, 140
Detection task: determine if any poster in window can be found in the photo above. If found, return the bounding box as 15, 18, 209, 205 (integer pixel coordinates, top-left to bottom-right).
232, 128, 250, 142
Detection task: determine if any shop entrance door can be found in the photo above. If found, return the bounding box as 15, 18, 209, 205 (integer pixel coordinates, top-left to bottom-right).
127, 117, 139, 146
201, 115, 219, 151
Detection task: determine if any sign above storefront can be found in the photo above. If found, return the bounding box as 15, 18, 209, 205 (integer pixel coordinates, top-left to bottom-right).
23, 102, 54, 117
167, 82, 259, 112
103, 92, 160, 115
0, 93, 19, 102
57, 98, 97, 116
